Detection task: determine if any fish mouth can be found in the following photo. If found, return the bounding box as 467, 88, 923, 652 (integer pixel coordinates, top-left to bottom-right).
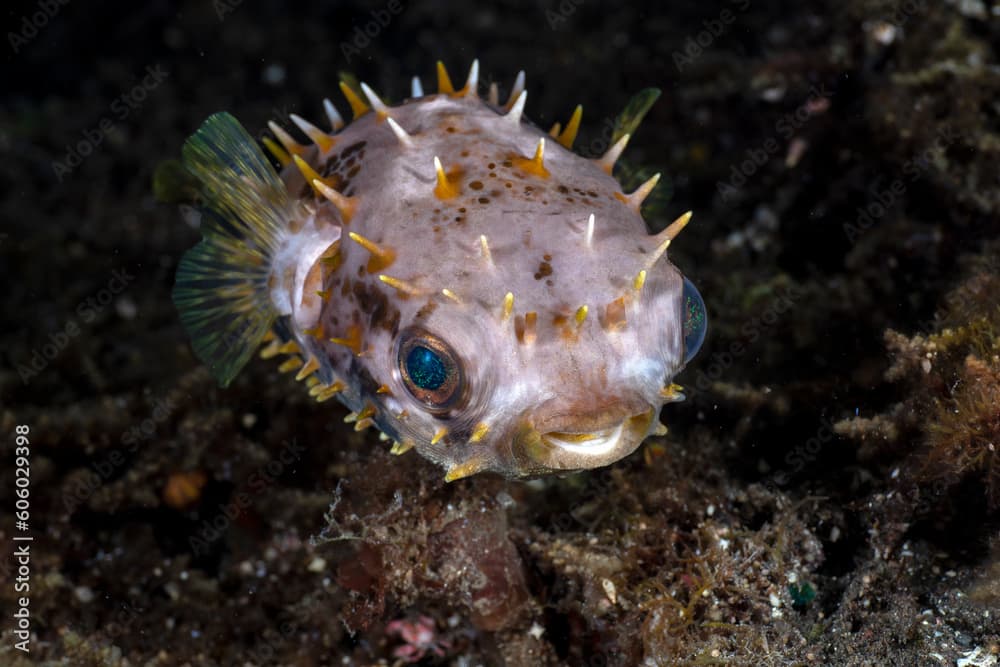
512, 409, 655, 474
542, 422, 630, 457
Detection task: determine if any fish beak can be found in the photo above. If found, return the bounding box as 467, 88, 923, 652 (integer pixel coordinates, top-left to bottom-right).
511, 408, 655, 475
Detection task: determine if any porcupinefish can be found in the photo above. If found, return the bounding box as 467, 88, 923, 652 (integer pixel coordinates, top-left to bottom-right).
172, 61, 706, 481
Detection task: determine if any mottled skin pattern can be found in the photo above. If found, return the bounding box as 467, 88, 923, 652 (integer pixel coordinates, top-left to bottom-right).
263, 78, 691, 480
174, 64, 699, 480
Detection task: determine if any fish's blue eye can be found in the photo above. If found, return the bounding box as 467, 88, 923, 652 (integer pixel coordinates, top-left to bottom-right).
682, 277, 707, 364
406, 345, 447, 390
397, 329, 465, 412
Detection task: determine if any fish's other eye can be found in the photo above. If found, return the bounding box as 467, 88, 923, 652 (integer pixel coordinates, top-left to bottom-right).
397, 329, 465, 412
682, 277, 707, 364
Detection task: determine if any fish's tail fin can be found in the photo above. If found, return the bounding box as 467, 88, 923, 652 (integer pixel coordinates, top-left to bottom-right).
172, 112, 292, 387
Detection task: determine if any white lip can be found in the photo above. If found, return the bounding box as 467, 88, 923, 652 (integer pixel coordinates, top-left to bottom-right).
542, 422, 625, 457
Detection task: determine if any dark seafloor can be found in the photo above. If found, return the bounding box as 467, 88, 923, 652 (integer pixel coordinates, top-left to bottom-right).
2, 0, 1000, 665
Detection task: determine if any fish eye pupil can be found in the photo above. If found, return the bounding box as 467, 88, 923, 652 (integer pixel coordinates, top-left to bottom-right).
406, 345, 447, 390
397, 329, 466, 411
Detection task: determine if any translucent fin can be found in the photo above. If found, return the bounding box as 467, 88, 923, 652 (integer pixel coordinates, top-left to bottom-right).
152, 159, 200, 204
172, 112, 291, 387
612, 88, 661, 144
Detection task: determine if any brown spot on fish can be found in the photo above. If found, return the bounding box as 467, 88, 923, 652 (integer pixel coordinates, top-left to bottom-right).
415, 299, 438, 321
534, 260, 552, 280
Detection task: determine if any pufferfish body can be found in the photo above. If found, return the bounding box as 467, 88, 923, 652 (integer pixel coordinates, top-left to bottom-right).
173, 61, 707, 481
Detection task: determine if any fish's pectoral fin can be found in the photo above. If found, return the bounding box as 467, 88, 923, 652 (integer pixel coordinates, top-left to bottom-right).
172, 112, 293, 387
